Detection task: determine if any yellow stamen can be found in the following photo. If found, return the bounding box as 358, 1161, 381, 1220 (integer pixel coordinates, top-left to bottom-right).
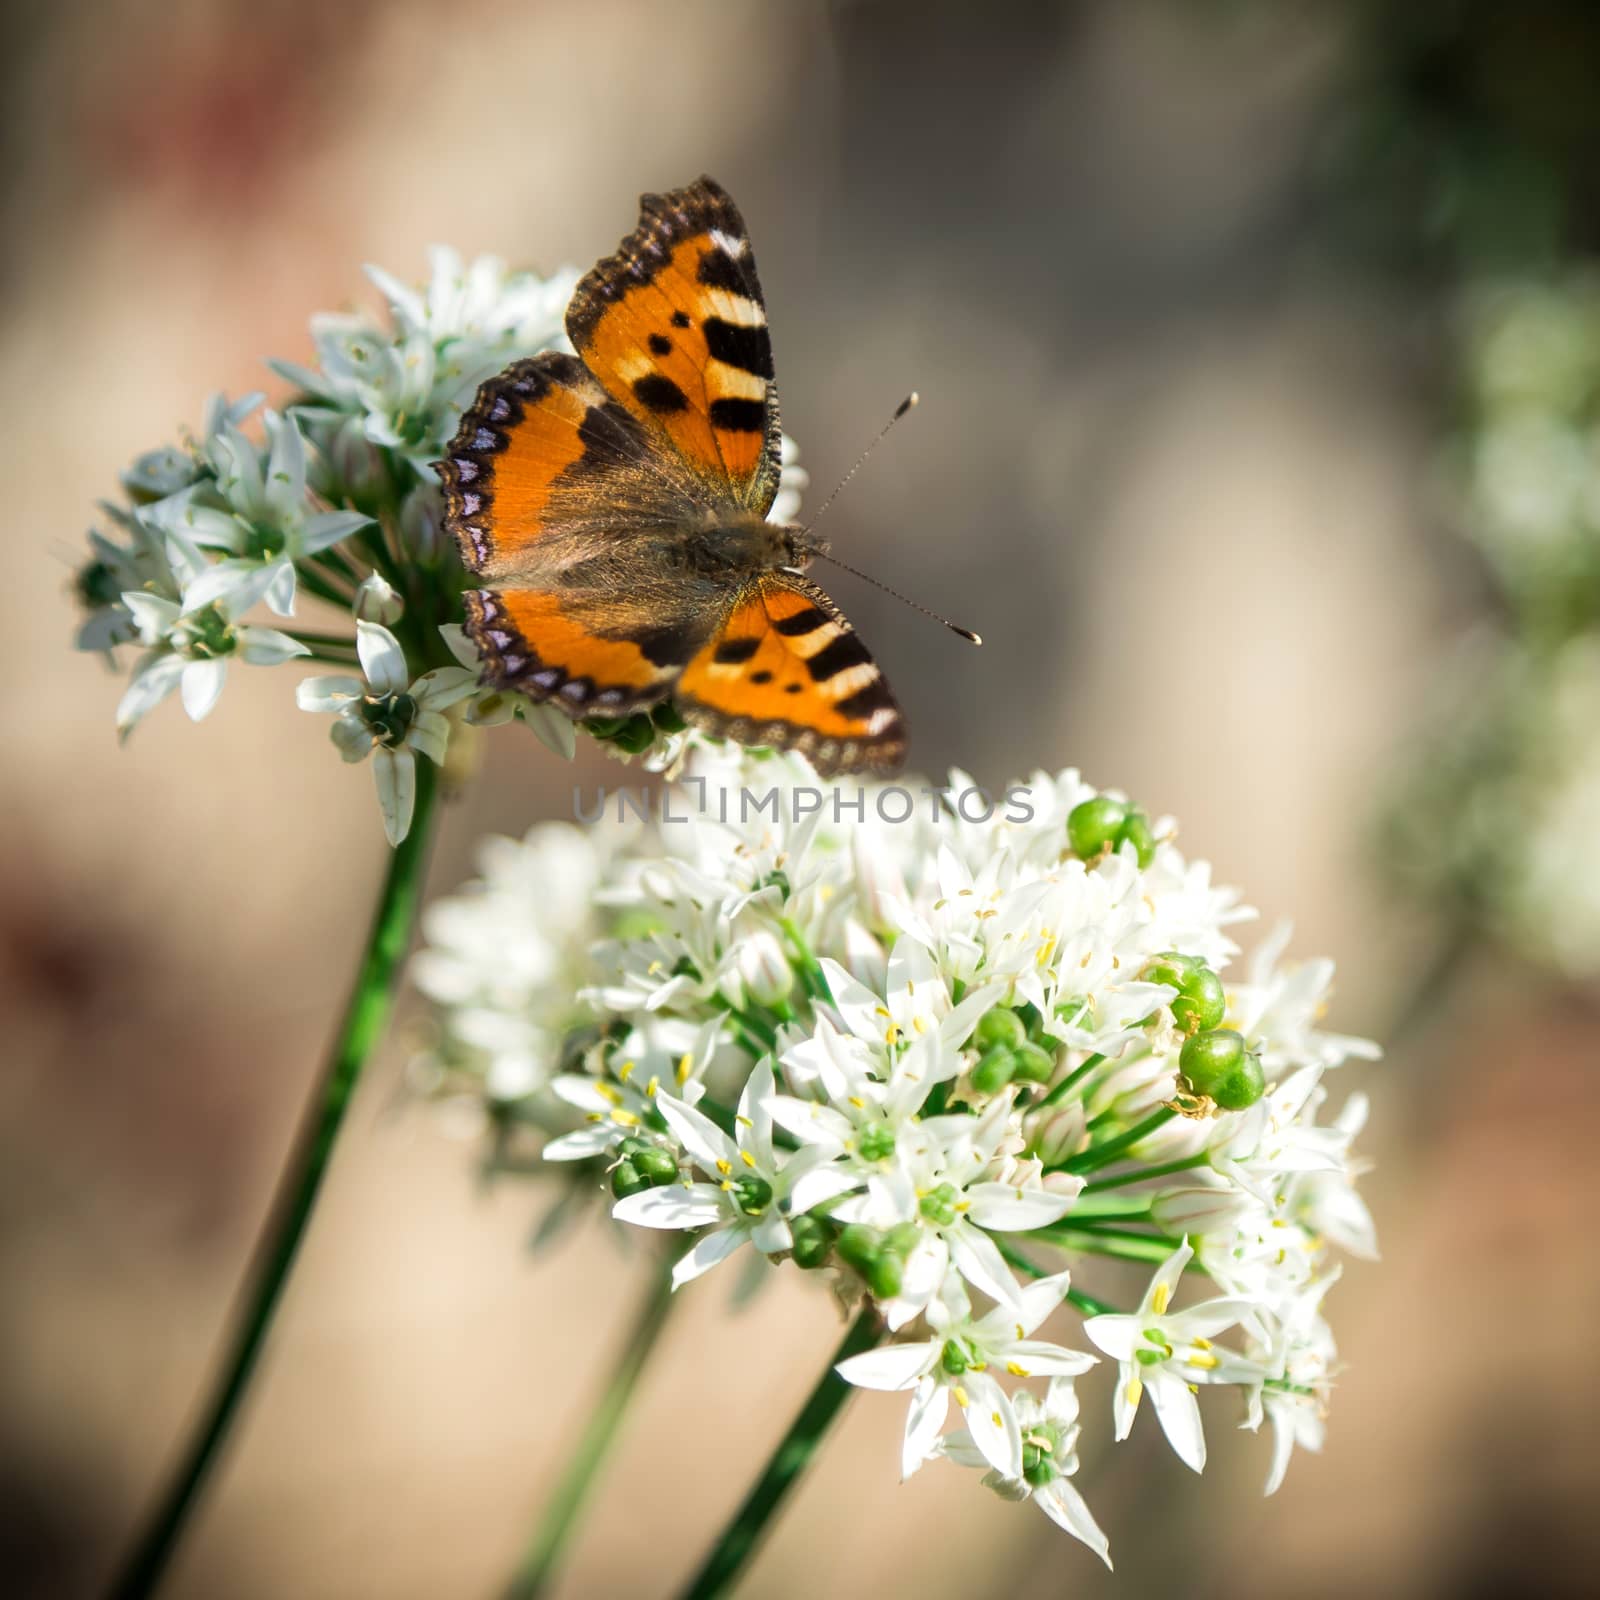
1125, 1378, 1143, 1409
740, 1149, 756, 1168
1151, 1282, 1171, 1315
1005, 1361, 1030, 1377
1186, 1351, 1219, 1370
676, 1053, 693, 1084
715, 1158, 733, 1176
617, 1060, 636, 1083
954, 1386, 970, 1408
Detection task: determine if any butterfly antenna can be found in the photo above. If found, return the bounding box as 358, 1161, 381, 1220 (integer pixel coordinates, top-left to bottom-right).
802, 551, 982, 644
804, 392, 920, 532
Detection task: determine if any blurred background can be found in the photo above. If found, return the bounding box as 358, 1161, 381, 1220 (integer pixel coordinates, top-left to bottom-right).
5, 1, 1599, 1595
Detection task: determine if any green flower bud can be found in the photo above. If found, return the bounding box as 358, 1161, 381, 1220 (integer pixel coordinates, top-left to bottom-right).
1212, 1049, 1267, 1110
789, 1213, 836, 1270
1178, 1028, 1246, 1096
612, 713, 658, 754
836, 1223, 881, 1275
651, 701, 688, 732
1067, 796, 1129, 859
1117, 808, 1157, 868
1011, 1041, 1056, 1084
971, 1045, 1017, 1095
974, 1007, 1028, 1052
610, 1160, 648, 1200
1171, 966, 1227, 1034
1021, 1422, 1064, 1487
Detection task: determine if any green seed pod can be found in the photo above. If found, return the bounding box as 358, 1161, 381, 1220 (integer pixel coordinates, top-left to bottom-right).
1171, 966, 1227, 1034
836, 1223, 881, 1275
1011, 1041, 1056, 1084
971, 1045, 1017, 1095
789, 1213, 836, 1270
865, 1252, 904, 1300
973, 1007, 1027, 1052
1212, 1049, 1267, 1110
632, 1146, 679, 1186
610, 1160, 648, 1200
1118, 808, 1157, 868
1067, 796, 1130, 859
1142, 951, 1197, 991
1178, 1028, 1246, 1096
941, 1339, 970, 1376
883, 1222, 922, 1260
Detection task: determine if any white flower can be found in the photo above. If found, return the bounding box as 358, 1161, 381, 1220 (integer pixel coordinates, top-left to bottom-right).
835, 1268, 1095, 1480
296, 618, 475, 844
1240, 1273, 1340, 1494
1084, 1240, 1256, 1472
144, 410, 371, 619
611, 1060, 825, 1289
272, 248, 580, 475
941, 1377, 1110, 1566
115, 532, 307, 736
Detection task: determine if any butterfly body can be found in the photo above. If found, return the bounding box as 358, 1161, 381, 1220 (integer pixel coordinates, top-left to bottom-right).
440, 176, 906, 774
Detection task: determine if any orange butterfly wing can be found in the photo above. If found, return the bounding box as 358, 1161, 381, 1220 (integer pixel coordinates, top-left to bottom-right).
441, 352, 709, 712
565, 175, 783, 514
676, 575, 907, 776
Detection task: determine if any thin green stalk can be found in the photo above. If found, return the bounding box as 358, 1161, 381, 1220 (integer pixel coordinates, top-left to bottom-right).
1037, 1051, 1105, 1110
107, 760, 440, 1600
1059, 1106, 1177, 1174
502, 1256, 677, 1600
1027, 1226, 1182, 1267
1082, 1154, 1208, 1192
678, 1308, 881, 1600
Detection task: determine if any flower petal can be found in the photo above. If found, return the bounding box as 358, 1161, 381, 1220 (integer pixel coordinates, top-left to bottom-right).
835, 1342, 939, 1392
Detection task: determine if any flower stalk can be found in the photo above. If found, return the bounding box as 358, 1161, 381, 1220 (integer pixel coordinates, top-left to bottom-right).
108, 759, 440, 1600
503, 1254, 677, 1600
677, 1308, 882, 1600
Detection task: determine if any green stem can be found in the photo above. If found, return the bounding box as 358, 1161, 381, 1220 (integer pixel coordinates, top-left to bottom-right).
502, 1256, 677, 1600
1059, 1106, 1177, 1174
678, 1308, 881, 1600
1037, 1051, 1105, 1110
1082, 1154, 1208, 1192
106, 761, 440, 1600
1027, 1226, 1183, 1266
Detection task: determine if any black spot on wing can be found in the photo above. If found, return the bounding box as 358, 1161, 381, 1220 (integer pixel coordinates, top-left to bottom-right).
713, 637, 761, 665
703, 318, 773, 379
806, 632, 873, 682
771, 606, 829, 638
709, 397, 766, 433
696, 247, 748, 293
750, 669, 773, 684
671, 310, 691, 328
635, 621, 702, 669
648, 333, 673, 355
836, 679, 895, 718
633, 374, 689, 413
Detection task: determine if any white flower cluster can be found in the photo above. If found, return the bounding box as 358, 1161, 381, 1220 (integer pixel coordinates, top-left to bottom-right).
415, 744, 1379, 1560
70, 249, 595, 838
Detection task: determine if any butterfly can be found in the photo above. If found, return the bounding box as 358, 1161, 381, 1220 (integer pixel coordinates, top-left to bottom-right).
437, 175, 906, 775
